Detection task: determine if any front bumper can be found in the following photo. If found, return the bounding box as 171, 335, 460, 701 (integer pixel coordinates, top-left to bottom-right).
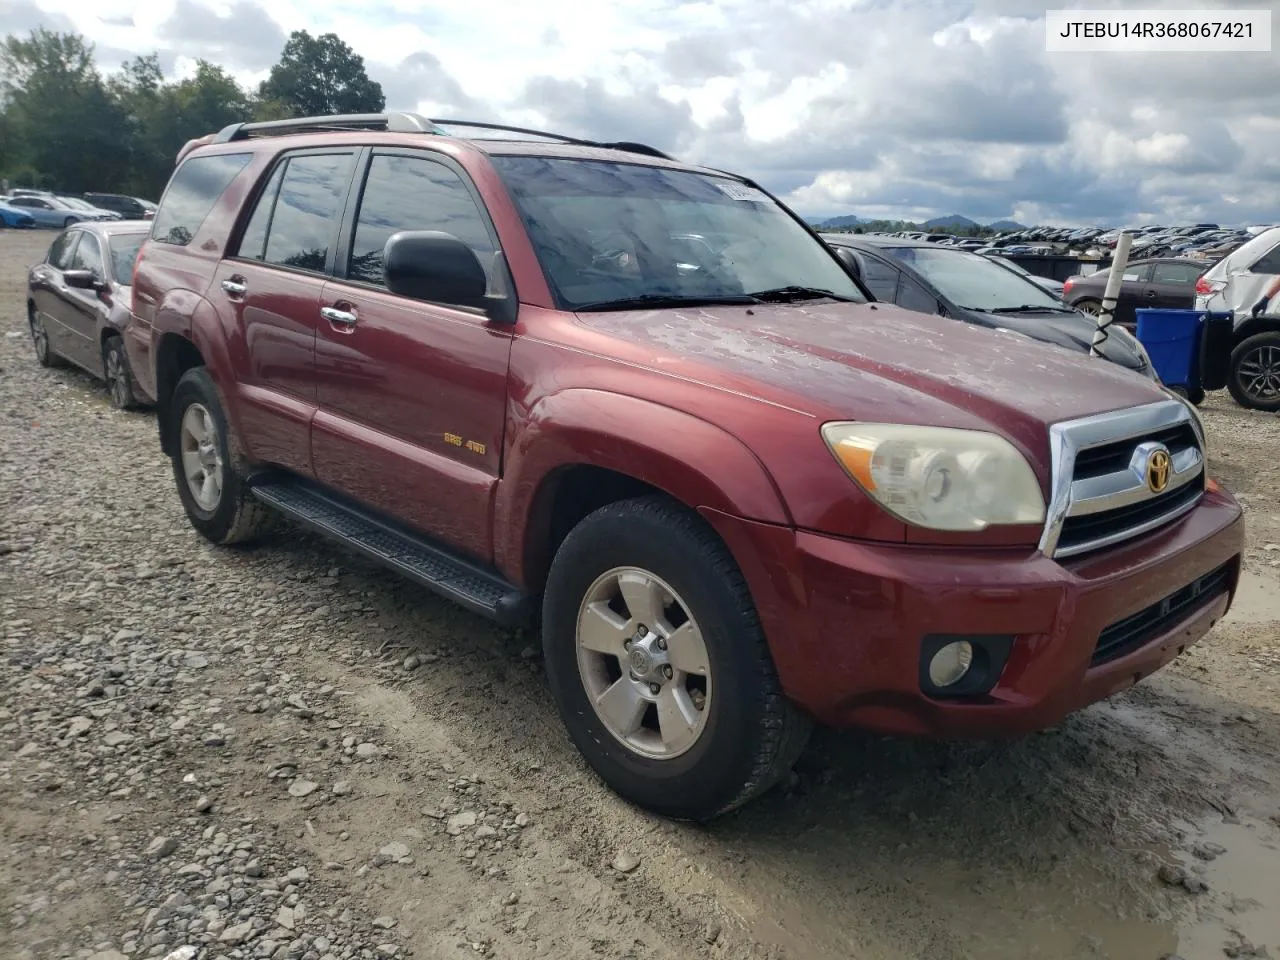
702, 489, 1244, 737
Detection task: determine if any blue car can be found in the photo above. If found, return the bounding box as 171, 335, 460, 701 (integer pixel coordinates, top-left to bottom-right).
3, 194, 114, 229
0, 202, 36, 228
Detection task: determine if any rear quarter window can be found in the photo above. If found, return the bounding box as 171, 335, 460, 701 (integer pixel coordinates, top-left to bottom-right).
151, 152, 252, 247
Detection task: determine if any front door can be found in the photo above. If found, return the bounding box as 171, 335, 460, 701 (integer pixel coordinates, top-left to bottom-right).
60, 230, 109, 371
210, 148, 359, 476
311, 148, 513, 562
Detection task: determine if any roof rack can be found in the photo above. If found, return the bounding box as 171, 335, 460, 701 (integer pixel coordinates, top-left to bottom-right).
206, 112, 674, 161
211, 112, 446, 143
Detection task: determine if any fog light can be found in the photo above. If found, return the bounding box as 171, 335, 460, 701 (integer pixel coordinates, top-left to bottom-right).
928, 640, 974, 688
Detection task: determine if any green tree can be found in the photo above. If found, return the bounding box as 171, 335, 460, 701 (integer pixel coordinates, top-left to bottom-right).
0, 29, 129, 192
258, 30, 384, 117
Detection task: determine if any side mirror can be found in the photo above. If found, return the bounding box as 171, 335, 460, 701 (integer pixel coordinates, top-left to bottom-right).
63, 269, 96, 289
384, 230, 508, 319
834, 247, 861, 281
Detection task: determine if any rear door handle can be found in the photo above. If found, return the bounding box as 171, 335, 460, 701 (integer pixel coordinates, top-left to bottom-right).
1145, 290, 1158, 297
221, 277, 247, 298
321, 306, 358, 331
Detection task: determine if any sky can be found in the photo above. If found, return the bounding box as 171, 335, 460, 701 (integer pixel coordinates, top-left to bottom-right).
4, 0, 1279, 226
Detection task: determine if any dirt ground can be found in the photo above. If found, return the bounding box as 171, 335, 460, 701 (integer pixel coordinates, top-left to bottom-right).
2, 227, 1278, 960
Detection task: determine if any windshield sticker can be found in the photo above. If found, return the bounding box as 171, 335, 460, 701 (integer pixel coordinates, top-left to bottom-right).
715, 182, 769, 202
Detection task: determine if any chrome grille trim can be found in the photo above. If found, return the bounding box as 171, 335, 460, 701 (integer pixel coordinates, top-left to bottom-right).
1040, 399, 1205, 559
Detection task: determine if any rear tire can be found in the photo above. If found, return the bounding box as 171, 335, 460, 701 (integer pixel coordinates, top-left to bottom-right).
542, 496, 811, 821
1227, 332, 1280, 412
168, 367, 276, 545
103, 335, 140, 410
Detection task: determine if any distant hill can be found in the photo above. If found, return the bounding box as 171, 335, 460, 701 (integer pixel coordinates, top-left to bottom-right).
987, 219, 1025, 231
924, 214, 979, 230
816, 215, 863, 229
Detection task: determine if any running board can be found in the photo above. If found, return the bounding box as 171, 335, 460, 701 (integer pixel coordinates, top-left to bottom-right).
249, 476, 535, 628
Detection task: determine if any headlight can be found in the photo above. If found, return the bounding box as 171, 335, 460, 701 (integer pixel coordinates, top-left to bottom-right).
821, 423, 1046, 531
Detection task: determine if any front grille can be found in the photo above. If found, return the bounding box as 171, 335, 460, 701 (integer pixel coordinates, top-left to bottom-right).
1072, 423, 1198, 480
1092, 562, 1231, 666
1043, 402, 1207, 559
1056, 475, 1205, 554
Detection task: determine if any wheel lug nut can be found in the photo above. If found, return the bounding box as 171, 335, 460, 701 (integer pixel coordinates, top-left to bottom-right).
661, 665, 673, 679
637, 625, 647, 637
649, 683, 661, 694
656, 638, 667, 651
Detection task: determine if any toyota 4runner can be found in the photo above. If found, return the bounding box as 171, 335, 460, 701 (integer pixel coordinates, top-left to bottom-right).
127, 113, 1245, 820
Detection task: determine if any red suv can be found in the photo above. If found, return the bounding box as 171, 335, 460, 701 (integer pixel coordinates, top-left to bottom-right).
128, 113, 1244, 820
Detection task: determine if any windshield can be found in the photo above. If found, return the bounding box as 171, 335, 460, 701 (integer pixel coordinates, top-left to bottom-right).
885, 246, 1063, 311
490, 156, 864, 310
108, 234, 145, 285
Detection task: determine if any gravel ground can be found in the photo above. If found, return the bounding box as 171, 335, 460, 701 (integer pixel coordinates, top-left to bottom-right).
3, 228, 1280, 960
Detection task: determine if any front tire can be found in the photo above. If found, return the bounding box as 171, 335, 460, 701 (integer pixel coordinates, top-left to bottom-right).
542, 496, 810, 821
1227, 332, 1280, 412
168, 367, 276, 545
103, 336, 140, 410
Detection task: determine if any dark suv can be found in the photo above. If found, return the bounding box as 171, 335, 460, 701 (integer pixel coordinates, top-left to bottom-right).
83, 192, 157, 220
128, 113, 1243, 820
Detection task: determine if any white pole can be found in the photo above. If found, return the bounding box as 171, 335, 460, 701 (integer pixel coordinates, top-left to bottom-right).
1091, 232, 1132, 356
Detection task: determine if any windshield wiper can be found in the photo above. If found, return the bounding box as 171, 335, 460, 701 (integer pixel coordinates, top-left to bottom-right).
575, 293, 759, 312
747, 285, 856, 303
982, 304, 1079, 315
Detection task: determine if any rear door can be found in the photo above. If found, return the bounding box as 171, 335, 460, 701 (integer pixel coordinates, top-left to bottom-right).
1112, 262, 1151, 326
1141, 261, 1203, 309
210, 148, 360, 476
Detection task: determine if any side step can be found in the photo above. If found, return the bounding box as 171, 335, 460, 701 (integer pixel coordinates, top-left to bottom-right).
249, 477, 535, 628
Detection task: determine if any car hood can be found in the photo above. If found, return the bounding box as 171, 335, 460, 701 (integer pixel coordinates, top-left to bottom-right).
573, 300, 1164, 446
952, 306, 1146, 369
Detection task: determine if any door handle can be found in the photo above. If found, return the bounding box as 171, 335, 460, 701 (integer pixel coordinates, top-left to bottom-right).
1145, 290, 1157, 297
221, 277, 247, 298
321, 306, 358, 331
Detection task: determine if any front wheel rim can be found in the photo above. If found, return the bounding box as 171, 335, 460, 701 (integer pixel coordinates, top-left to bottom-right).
106, 347, 128, 406
179, 403, 224, 512
31, 316, 48, 360
1237, 345, 1280, 403
575, 566, 712, 760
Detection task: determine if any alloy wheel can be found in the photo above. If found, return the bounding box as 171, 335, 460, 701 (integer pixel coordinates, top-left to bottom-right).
106, 346, 129, 408
575, 566, 712, 760
1236, 344, 1280, 405
179, 403, 224, 512
30, 314, 50, 363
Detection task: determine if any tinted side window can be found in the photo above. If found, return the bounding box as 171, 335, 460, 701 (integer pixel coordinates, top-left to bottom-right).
348, 153, 496, 288
70, 233, 105, 276
857, 254, 900, 301
236, 163, 287, 261
896, 275, 938, 313
1250, 244, 1280, 275
1118, 263, 1152, 283
261, 153, 355, 273
1151, 262, 1203, 284
151, 152, 252, 246
47, 232, 79, 269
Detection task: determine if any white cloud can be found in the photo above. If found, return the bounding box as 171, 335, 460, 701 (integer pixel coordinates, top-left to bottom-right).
13, 0, 1280, 224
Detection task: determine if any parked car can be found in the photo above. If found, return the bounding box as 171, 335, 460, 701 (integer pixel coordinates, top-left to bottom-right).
5, 194, 116, 228
0, 202, 37, 228
985, 255, 1065, 297
1195, 226, 1280, 410
26, 221, 149, 409
130, 111, 1242, 820
821, 235, 1153, 376
83, 192, 157, 220
55, 195, 123, 220
1062, 258, 1205, 327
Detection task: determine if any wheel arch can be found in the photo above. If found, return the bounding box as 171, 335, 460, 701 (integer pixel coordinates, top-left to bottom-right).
495, 389, 792, 592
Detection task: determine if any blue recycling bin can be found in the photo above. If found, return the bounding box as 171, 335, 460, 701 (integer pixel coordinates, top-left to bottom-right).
1135, 308, 1203, 395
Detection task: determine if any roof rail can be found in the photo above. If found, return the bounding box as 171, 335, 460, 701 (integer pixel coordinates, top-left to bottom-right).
427, 118, 674, 161
201, 112, 675, 161
211, 112, 445, 143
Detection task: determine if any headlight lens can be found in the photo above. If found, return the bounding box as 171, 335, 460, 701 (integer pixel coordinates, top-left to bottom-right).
821, 423, 1046, 531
